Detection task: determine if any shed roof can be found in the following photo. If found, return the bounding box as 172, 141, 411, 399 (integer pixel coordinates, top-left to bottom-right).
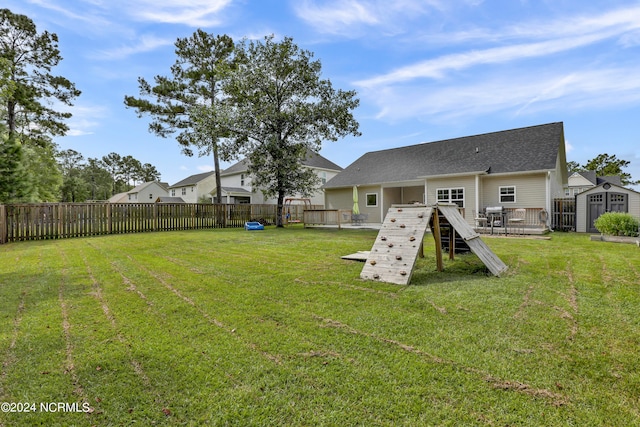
323, 122, 565, 189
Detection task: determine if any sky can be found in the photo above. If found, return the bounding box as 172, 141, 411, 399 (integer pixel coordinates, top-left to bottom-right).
5, 0, 640, 190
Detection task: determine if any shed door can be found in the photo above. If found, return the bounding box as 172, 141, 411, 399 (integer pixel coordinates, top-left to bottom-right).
587, 192, 628, 233
587, 193, 605, 233
608, 192, 628, 213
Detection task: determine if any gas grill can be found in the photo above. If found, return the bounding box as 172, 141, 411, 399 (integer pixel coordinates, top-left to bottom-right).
485, 206, 505, 232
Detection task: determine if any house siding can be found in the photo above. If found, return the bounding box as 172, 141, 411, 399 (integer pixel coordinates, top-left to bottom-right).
482, 174, 546, 208
426, 176, 476, 223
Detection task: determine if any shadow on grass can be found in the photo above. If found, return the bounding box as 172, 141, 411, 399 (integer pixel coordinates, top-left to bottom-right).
409, 252, 497, 286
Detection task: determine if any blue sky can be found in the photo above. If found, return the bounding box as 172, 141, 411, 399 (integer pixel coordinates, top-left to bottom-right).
6, 0, 640, 189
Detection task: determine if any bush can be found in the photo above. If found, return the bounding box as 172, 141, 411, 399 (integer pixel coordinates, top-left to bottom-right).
594, 212, 640, 236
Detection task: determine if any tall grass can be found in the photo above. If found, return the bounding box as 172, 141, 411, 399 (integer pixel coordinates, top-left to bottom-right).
0, 228, 638, 426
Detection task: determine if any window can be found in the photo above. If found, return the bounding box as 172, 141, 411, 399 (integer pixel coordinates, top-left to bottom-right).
149, 193, 153, 199
436, 188, 464, 208
181, 188, 187, 196
366, 193, 378, 207
499, 186, 516, 203
320, 172, 327, 185
241, 174, 245, 186
171, 189, 175, 197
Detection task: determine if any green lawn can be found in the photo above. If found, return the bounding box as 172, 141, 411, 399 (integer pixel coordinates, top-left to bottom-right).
0, 228, 639, 426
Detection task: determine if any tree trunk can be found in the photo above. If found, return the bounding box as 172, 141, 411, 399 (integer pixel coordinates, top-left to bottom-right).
276, 190, 285, 228
213, 142, 223, 204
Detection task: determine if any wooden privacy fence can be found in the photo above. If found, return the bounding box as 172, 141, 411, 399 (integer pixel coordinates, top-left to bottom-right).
0, 203, 293, 244
552, 198, 576, 231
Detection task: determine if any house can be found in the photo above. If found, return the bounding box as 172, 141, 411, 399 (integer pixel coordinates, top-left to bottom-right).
323, 122, 568, 231
126, 181, 169, 203
167, 171, 216, 203
566, 171, 621, 197
156, 196, 186, 203
575, 182, 640, 233
215, 152, 343, 206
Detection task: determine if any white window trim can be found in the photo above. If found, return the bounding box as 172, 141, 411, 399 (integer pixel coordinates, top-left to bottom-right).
499, 186, 516, 203
436, 187, 465, 208
365, 193, 378, 207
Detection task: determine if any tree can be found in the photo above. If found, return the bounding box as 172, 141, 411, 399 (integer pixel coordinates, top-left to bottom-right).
582, 153, 639, 186
224, 35, 360, 226
101, 152, 123, 194
139, 163, 161, 183
58, 149, 88, 202
0, 133, 28, 203
566, 161, 581, 174
125, 31, 235, 204
1, 9, 80, 144
83, 158, 114, 201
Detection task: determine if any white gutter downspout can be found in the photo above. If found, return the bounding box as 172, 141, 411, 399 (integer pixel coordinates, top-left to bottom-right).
475, 174, 480, 219
424, 180, 428, 204
546, 171, 551, 228
379, 185, 384, 223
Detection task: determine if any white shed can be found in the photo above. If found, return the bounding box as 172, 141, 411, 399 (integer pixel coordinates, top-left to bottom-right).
575, 182, 640, 233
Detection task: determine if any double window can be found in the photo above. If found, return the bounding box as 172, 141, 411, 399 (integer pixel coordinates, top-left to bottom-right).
436, 188, 464, 208
499, 186, 516, 203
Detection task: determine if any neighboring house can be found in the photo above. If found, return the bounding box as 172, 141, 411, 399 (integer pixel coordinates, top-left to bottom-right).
168, 171, 216, 204
215, 152, 343, 206
126, 181, 169, 202
323, 122, 569, 228
156, 196, 186, 203
575, 182, 640, 233
107, 192, 129, 203
566, 171, 621, 197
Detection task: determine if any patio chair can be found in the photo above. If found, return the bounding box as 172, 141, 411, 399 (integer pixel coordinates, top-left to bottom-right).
474, 210, 488, 233
507, 208, 526, 235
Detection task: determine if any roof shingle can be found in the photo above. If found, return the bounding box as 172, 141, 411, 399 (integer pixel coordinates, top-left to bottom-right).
324, 122, 565, 189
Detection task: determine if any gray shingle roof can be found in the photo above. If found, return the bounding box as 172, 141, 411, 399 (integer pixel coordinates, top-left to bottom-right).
169, 171, 215, 188
221, 152, 342, 176
323, 122, 565, 189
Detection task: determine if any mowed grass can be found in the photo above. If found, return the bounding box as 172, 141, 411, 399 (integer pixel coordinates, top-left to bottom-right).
0, 227, 639, 426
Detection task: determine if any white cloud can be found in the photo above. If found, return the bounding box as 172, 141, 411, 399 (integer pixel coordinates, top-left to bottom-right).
54, 103, 109, 137
294, 0, 442, 36
360, 67, 640, 123
357, 4, 640, 88
91, 35, 174, 60
197, 165, 214, 172
126, 0, 232, 26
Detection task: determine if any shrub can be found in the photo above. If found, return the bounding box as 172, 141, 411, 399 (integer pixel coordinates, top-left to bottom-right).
594, 212, 640, 236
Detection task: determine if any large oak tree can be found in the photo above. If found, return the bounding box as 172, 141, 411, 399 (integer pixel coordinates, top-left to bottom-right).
224, 35, 360, 226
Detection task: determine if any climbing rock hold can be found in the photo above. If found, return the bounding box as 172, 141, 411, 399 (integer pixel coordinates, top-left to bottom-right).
390, 218, 396, 222
370, 260, 377, 265
399, 270, 407, 276
409, 236, 416, 241
399, 224, 406, 228
396, 255, 402, 260
397, 209, 403, 212
381, 236, 387, 241
387, 243, 394, 248
373, 274, 380, 279
418, 214, 424, 218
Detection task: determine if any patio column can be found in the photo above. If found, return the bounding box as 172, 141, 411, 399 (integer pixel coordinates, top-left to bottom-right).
475, 174, 481, 218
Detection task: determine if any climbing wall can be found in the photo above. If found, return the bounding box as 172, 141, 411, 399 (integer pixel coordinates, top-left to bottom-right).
360, 205, 433, 285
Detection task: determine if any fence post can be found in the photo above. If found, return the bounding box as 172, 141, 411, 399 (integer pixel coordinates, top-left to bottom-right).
106, 203, 112, 235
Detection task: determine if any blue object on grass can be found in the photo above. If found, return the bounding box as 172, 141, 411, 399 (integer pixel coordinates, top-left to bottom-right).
245, 221, 264, 230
